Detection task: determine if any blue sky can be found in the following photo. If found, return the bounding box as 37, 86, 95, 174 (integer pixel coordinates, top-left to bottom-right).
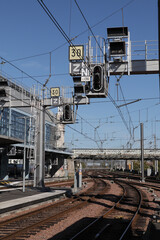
0, 0, 159, 149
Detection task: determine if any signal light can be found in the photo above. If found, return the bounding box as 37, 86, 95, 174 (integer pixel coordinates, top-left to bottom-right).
92, 65, 103, 92
63, 104, 72, 122
86, 65, 108, 98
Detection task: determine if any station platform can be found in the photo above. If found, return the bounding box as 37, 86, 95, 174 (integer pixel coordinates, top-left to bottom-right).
0, 184, 71, 216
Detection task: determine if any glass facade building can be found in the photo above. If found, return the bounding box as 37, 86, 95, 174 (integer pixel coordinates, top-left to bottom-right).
0, 108, 56, 150
45, 123, 56, 150
0, 108, 9, 136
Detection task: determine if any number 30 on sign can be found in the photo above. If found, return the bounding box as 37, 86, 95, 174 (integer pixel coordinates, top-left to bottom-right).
69, 45, 84, 61
50, 87, 60, 97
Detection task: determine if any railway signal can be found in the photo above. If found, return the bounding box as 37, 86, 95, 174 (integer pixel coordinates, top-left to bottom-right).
63, 104, 72, 121
86, 64, 108, 98
61, 104, 74, 124
92, 65, 103, 92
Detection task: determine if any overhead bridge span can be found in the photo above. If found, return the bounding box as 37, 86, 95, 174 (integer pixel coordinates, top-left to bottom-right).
73, 148, 160, 161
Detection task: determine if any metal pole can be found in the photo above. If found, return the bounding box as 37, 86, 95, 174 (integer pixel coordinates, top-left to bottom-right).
34, 90, 45, 188
154, 134, 158, 175
140, 123, 145, 182
155, 160, 158, 175
74, 161, 77, 192
158, 0, 160, 99
79, 162, 82, 188
23, 118, 26, 192
39, 104, 45, 187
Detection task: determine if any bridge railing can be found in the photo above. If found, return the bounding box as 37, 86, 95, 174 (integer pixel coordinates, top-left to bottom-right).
131, 40, 158, 60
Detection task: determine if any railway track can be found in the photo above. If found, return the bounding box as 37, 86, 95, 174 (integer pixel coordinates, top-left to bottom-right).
0, 178, 109, 240
68, 181, 146, 240
97, 170, 160, 193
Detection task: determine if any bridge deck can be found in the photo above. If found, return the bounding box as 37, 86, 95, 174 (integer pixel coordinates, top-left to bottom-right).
73, 148, 160, 160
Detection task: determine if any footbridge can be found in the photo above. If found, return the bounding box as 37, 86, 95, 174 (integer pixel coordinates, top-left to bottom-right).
73, 148, 160, 161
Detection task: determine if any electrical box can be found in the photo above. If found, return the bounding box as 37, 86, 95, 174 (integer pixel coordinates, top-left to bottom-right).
107, 27, 128, 38
109, 41, 126, 56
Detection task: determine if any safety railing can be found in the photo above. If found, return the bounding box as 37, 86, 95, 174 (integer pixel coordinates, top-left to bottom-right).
131, 40, 158, 60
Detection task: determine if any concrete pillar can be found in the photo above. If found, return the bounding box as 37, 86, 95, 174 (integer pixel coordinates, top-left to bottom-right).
67, 158, 75, 178
64, 159, 68, 178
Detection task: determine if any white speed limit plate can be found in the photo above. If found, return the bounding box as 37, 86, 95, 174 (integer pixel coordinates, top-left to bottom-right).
69, 45, 84, 61
50, 87, 60, 97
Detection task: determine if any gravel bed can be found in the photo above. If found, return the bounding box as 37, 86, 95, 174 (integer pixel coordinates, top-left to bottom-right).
27, 180, 122, 240
1, 177, 159, 240
0, 179, 92, 223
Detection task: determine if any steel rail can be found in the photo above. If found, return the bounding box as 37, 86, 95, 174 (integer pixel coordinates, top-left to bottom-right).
0, 178, 94, 227
0, 178, 108, 240
118, 181, 143, 240
70, 180, 142, 240
0, 199, 93, 240
70, 181, 125, 240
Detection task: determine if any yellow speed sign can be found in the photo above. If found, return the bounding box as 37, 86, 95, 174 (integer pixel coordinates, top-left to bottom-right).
69, 45, 84, 61
50, 87, 60, 97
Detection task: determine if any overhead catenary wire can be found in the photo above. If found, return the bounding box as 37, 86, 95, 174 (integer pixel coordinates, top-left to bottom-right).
73, 0, 134, 142
4, 80, 159, 148
118, 82, 135, 131
0, 0, 158, 150
4, 90, 64, 127
76, 112, 104, 146
36, 0, 73, 46
69, 0, 72, 38
1, 62, 158, 136
107, 92, 134, 140
72, 0, 137, 41
74, 0, 104, 58
0, 56, 47, 89
66, 124, 101, 148
6, 0, 137, 64
5, 59, 159, 80
8, 41, 72, 63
